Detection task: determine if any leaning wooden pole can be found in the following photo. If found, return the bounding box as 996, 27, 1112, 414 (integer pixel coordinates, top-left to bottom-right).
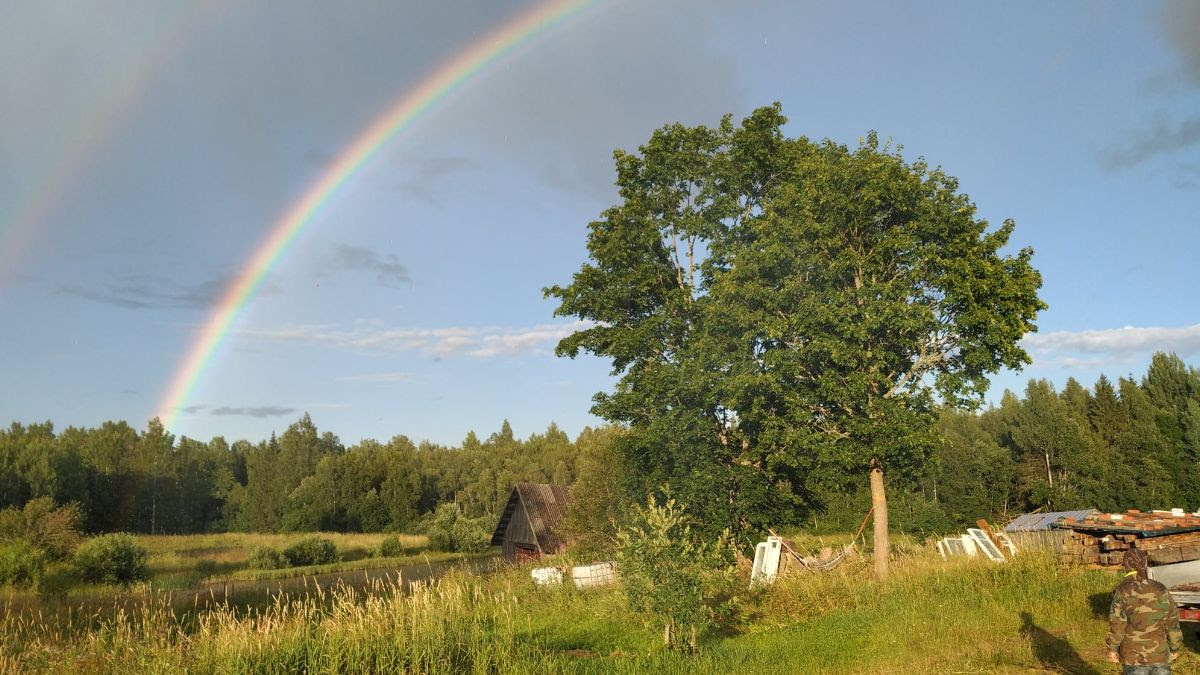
870, 458, 889, 580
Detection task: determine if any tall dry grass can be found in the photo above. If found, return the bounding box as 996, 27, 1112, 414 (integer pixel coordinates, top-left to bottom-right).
3, 572, 528, 674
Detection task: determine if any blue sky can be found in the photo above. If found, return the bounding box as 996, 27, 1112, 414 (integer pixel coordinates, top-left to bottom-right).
1, 0, 1197, 446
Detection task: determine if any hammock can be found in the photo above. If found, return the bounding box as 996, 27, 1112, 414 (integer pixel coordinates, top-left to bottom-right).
770, 506, 874, 573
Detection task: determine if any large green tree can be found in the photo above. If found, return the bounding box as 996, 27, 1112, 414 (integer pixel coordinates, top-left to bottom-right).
548, 105, 1044, 576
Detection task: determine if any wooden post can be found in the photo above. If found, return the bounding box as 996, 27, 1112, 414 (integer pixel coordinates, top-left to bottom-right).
870, 459, 889, 580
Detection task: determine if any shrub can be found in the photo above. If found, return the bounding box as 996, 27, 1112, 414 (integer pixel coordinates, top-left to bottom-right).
0, 497, 84, 562
74, 533, 148, 586
282, 536, 339, 567
427, 503, 492, 553
378, 535, 410, 558
247, 546, 287, 569
616, 494, 739, 653
452, 518, 492, 554
195, 558, 220, 580
0, 541, 45, 587
36, 562, 79, 600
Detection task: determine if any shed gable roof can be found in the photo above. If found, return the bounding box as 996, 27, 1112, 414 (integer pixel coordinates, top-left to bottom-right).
490, 482, 571, 553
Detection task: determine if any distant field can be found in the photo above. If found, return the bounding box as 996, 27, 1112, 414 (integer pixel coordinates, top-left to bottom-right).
0, 531, 496, 627
7, 540, 1199, 673
138, 531, 429, 588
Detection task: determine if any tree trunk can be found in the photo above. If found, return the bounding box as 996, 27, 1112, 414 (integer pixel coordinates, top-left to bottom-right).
870, 459, 889, 580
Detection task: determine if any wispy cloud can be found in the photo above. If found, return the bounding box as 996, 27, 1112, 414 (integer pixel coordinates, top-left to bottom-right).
392, 155, 478, 204
337, 371, 414, 383
1101, 1, 1200, 172
239, 320, 593, 359
59, 272, 277, 310
1162, 0, 1200, 86
1101, 117, 1200, 168
210, 406, 296, 418
321, 244, 411, 288
1022, 323, 1200, 368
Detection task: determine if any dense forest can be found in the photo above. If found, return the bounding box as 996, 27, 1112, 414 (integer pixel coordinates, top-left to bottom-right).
2, 352, 1197, 539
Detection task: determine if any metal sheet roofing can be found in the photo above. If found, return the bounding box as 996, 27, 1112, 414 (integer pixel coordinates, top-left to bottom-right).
1004, 509, 1097, 532
490, 482, 571, 554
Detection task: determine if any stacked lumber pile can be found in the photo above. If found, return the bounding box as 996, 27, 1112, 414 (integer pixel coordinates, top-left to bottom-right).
1058, 510, 1200, 568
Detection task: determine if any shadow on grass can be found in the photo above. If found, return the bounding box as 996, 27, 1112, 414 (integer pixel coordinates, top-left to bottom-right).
1088, 591, 1111, 618
1019, 611, 1101, 675
1185, 623, 1200, 653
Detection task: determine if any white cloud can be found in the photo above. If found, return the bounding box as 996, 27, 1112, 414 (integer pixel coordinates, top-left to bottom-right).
337, 371, 414, 383
1022, 323, 1200, 368
239, 320, 593, 359
306, 402, 352, 409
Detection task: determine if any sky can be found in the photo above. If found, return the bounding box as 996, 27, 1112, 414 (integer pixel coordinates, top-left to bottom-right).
1, 0, 1197, 447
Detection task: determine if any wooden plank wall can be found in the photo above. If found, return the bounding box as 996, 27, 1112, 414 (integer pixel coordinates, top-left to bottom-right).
501, 501, 537, 559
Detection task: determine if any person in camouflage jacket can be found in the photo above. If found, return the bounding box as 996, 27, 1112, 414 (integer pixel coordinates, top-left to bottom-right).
1107, 547, 1183, 674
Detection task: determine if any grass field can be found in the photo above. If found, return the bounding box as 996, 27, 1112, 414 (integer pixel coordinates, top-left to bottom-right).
138, 532, 429, 588
0, 531, 485, 632
5, 541, 1199, 673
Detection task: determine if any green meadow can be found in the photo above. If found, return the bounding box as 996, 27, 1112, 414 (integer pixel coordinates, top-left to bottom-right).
0, 531, 491, 631
5, 545, 1197, 674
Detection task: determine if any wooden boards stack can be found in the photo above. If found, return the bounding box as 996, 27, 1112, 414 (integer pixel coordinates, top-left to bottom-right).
1058, 510, 1200, 568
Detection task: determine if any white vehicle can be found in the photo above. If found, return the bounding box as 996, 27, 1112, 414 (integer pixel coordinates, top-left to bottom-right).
1148, 559, 1200, 623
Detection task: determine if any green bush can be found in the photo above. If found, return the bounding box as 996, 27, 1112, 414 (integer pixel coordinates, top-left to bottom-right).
36, 562, 79, 600
377, 535, 412, 558
616, 494, 739, 653
282, 536, 339, 567
74, 533, 148, 586
452, 518, 492, 554
0, 541, 45, 587
427, 503, 492, 553
247, 545, 287, 569
0, 497, 84, 562
195, 558, 220, 580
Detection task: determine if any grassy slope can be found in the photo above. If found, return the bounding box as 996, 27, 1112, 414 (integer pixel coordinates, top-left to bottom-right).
5, 548, 1200, 673
519, 552, 1200, 674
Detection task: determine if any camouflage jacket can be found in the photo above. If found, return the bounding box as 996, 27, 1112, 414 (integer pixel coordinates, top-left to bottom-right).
1106, 575, 1183, 665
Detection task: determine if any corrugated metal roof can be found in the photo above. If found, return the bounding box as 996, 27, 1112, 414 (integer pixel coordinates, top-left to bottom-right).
490, 482, 571, 554
1004, 509, 1097, 532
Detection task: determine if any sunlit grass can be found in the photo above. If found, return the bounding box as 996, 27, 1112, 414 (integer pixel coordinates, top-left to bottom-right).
136, 532, 429, 588
5, 540, 1199, 674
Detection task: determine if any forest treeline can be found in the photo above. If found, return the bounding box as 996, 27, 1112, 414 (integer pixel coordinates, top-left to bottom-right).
2, 352, 1198, 537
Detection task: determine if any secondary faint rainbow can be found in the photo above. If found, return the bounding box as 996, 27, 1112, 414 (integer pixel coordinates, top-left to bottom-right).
0, 0, 225, 290
155, 0, 596, 430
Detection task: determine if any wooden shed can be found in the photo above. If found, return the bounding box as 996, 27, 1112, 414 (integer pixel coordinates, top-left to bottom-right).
491, 483, 571, 561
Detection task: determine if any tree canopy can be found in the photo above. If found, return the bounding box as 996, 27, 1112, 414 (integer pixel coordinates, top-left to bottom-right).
547, 104, 1045, 538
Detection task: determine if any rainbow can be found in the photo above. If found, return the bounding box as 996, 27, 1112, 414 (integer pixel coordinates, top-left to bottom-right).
0, 1, 225, 290
155, 0, 596, 430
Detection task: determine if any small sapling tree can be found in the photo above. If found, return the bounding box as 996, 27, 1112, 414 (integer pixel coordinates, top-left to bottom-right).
616, 494, 737, 653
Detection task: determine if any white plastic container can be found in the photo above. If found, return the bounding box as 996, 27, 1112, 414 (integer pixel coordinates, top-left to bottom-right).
572, 562, 617, 588
531, 566, 563, 586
